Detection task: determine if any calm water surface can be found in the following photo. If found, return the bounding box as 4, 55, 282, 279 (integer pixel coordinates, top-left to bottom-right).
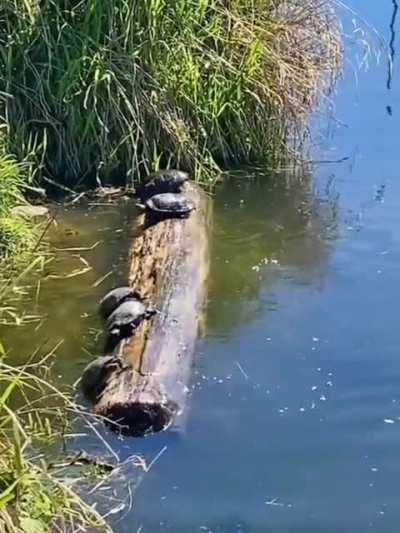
2, 1, 400, 531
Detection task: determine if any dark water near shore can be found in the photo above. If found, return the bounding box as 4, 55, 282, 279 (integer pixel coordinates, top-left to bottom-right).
2, 1, 400, 531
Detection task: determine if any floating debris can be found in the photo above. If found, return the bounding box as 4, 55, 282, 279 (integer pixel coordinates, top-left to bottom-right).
236, 361, 249, 380
384, 418, 395, 424
265, 498, 285, 507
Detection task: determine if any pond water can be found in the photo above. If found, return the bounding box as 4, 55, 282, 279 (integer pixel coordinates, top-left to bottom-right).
2, 0, 400, 531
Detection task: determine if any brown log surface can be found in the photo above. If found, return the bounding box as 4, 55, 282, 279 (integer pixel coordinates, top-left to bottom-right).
94, 183, 211, 436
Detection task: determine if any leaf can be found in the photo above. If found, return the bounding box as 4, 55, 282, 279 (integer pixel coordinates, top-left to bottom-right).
0, 477, 19, 509
20, 516, 46, 533
0, 379, 19, 407
0, 339, 5, 357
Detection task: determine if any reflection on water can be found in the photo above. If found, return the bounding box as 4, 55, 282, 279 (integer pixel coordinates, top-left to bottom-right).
207, 169, 338, 336
0, 198, 138, 383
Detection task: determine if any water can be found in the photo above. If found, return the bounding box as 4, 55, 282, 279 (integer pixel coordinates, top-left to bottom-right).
2, 1, 400, 531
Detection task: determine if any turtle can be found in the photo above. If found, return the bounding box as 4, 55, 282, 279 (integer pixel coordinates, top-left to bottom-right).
145, 193, 196, 219
99, 286, 143, 320
137, 170, 189, 202
81, 355, 124, 402
105, 299, 156, 351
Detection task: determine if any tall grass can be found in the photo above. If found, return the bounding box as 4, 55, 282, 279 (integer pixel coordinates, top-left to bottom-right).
0, 355, 108, 532
0, 135, 35, 260
0, 0, 342, 188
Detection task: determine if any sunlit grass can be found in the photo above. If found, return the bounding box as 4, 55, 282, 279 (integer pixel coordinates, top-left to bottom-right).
0, 353, 109, 532
0, 133, 37, 261
0, 0, 342, 187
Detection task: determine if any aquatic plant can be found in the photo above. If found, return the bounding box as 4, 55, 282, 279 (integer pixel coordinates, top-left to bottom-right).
0, 0, 342, 188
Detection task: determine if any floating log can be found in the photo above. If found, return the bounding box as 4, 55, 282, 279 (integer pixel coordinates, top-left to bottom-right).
94, 182, 211, 436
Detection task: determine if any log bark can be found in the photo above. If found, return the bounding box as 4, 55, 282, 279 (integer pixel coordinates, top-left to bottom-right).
94, 182, 211, 436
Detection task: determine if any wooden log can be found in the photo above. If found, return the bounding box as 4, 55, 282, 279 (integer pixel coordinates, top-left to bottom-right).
94, 182, 211, 436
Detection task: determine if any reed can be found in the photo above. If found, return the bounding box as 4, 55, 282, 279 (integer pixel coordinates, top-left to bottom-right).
0, 0, 342, 188
0, 354, 108, 532
0, 145, 35, 260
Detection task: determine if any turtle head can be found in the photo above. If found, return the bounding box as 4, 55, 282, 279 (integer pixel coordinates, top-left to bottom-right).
130, 289, 145, 302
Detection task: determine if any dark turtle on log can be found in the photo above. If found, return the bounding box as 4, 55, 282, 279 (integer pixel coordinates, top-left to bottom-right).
105, 299, 156, 351
138, 170, 189, 201
145, 193, 196, 219
81, 355, 124, 402
99, 286, 143, 320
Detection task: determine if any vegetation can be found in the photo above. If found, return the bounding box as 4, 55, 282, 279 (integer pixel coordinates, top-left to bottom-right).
0, 0, 341, 255
0, 0, 341, 191
0, 147, 35, 261
0, 353, 108, 532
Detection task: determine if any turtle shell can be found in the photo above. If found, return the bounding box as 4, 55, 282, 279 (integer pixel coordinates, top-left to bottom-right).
99, 286, 141, 319
106, 299, 148, 332
138, 170, 189, 201
145, 193, 195, 215
81, 355, 119, 401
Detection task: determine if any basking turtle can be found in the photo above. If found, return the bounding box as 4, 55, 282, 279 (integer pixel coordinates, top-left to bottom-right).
99, 286, 143, 320
145, 193, 196, 219
105, 299, 156, 350
138, 170, 189, 201
81, 355, 124, 402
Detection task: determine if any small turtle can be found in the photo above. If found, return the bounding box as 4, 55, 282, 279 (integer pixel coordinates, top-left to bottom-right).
138, 170, 189, 201
99, 286, 143, 320
81, 355, 123, 402
145, 193, 196, 219
105, 299, 156, 350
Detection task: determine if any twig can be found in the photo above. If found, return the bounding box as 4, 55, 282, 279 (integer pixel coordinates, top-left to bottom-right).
145, 445, 167, 472
92, 271, 113, 288
32, 214, 56, 253
235, 361, 249, 380
54, 241, 101, 252
48, 451, 115, 473
42, 175, 77, 196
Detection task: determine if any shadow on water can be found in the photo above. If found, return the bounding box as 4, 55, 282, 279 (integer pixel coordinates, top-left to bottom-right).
207, 167, 338, 337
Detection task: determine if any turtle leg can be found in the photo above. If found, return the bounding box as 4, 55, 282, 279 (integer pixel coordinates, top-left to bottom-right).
104, 328, 121, 353
145, 307, 158, 319
130, 289, 145, 302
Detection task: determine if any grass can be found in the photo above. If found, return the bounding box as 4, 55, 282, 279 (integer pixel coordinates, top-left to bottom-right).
0, 352, 109, 532
0, 0, 342, 189
0, 143, 36, 261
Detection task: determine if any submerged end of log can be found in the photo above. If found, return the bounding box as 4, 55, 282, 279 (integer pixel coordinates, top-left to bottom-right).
95, 398, 177, 437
